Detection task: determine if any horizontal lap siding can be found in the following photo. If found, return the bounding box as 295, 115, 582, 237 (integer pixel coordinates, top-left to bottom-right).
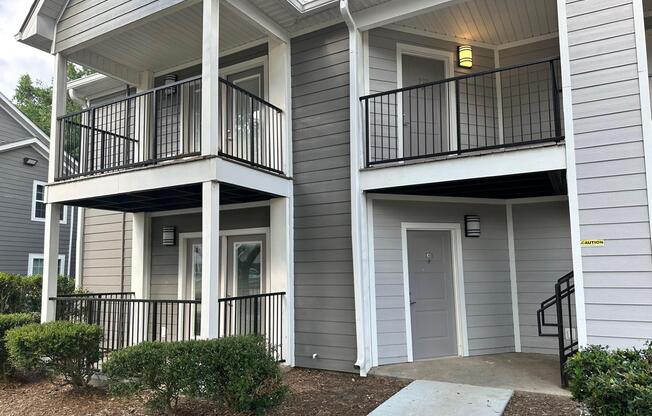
564, 0, 652, 346
512, 201, 572, 355
0, 147, 73, 275
372, 200, 514, 365
292, 24, 357, 372
0, 110, 31, 145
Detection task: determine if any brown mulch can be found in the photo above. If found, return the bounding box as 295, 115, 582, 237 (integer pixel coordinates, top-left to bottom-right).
0, 368, 408, 416
504, 391, 583, 416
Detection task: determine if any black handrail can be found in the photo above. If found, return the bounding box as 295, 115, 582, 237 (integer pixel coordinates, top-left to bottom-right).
361, 58, 564, 167
536, 271, 578, 387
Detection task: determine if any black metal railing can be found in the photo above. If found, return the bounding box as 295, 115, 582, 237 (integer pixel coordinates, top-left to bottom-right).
360, 58, 564, 166
57, 76, 283, 180
51, 291, 285, 366
537, 271, 578, 387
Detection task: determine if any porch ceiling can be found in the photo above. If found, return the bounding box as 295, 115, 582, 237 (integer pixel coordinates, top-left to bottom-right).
392, 0, 559, 46
372, 170, 567, 199
63, 183, 274, 212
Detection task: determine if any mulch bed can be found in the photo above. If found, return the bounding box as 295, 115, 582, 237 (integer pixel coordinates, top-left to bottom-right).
504, 391, 583, 416
0, 368, 409, 416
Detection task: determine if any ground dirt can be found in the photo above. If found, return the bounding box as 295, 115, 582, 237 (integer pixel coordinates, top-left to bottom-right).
0, 369, 583, 415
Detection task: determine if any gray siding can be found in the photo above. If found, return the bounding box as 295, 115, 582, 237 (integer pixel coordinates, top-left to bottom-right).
292, 24, 357, 372
0, 146, 75, 276
563, 0, 652, 347
513, 201, 572, 354
148, 208, 270, 299
372, 199, 514, 365
0, 110, 32, 145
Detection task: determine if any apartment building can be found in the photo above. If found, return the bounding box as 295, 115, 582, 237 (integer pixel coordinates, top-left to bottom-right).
16, 0, 652, 381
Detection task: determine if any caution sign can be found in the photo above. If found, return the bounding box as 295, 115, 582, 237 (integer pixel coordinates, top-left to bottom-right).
581, 240, 604, 247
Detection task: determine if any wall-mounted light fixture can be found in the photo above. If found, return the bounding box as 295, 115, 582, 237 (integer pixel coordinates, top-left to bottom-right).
162, 226, 176, 246
23, 157, 38, 166
465, 215, 481, 237
164, 74, 178, 95
458, 45, 473, 69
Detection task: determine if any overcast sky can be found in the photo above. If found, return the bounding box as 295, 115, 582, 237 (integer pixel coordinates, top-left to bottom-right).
0, 0, 53, 100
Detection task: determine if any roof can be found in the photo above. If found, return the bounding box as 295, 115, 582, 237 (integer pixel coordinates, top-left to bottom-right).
0, 92, 50, 147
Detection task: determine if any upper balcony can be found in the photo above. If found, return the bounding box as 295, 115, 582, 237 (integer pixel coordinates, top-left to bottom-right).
56, 75, 284, 181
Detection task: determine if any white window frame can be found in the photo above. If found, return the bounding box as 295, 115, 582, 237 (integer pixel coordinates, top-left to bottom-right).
28, 253, 66, 275
31, 180, 67, 224
231, 240, 264, 297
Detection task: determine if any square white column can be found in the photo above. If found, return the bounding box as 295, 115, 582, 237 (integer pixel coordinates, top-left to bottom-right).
201, 0, 220, 156
41, 203, 62, 323
131, 212, 151, 299
201, 181, 220, 338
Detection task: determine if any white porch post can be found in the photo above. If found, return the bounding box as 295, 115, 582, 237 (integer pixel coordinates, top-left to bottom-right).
41, 53, 67, 323
270, 197, 292, 363
201, 181, 220, 338
131, 212, 151, 299
268, 38, 291, 174
201, 0, 220, 156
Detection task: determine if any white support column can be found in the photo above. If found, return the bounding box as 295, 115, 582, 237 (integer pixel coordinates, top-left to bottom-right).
131, 212, 151, 299
75, 207, 85, 289
41, 204, 62, 323
136, 71, 154, 161
268, 38, 292, 175
201, 0, 220, 156
270, 197, 293, 364
506, 203, 521, 352
41, 53, 67, 323
494, 49, 505, 145
201, 181, 221, 338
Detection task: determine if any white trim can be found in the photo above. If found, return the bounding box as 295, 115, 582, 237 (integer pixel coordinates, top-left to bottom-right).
386, 24, 497, 51
178, 232, 203, 301
366, 196, 379, 367
222, 0, 290, 43
556, 0, 587, 347
221, 55, 270, 101
368, 193, 568, 206
32, 180, 67, 224
400, 222, 469, 361
67, 206, 75, 276
495, 33, 560, 51
286, 0, 336, 13
150, 201, 271, 218
0, 138, 49, 158
231, 240, 265, 296
0, 93, 50, 146
353, 0, 461, 32
396, 43, 456, 155
28, 253, 65, 275
506, 203, 521, 352
75, 207, 85, 289
632, 0, 652, 269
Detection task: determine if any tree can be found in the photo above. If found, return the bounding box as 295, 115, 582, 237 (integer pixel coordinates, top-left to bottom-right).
13, 64, 94, 135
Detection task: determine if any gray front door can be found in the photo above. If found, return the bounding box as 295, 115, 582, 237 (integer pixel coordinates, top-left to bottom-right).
401, 54, 449, 156
407, 230, 457, 360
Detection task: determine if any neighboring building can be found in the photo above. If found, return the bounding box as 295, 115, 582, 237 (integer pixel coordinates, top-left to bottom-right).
16, 0, 652, 381
0, 93, 76, 277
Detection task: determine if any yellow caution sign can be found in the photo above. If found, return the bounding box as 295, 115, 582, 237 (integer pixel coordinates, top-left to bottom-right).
581, 240, 604, 247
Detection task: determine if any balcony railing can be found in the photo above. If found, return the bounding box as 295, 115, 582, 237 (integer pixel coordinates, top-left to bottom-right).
360, 58, 564, 167
56, 76, 284, 180
51, 291, 286, 367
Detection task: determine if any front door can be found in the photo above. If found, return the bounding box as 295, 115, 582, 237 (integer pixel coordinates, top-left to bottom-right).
407, 230, 457, 360
401, 54, 450, 157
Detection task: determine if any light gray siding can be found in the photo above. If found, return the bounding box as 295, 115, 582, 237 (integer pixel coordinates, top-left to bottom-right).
372, 199, 514, 365
0, 146, 75, 276
0, 110, 32, 145
291, 24, 357, 372
513, 201, 572, 354
563, 0, 652, 347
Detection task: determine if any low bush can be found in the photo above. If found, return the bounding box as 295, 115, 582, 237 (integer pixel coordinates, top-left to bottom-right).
103, 335, 287, 415
0, 313, 39, 376
566, 344, 652, 415
0, 273, 75, 314
5, 321, 102, 388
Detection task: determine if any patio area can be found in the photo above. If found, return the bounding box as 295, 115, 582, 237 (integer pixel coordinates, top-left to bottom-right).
370, 353, 569, 396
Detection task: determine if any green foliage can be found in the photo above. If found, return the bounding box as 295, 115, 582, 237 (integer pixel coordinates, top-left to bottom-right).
0, 273, 75, 314
13, 63, 94, 135
566, 344, 652, 415
5, 321, 102, 388
0, 313, 39, 376
103, 336, 287, 415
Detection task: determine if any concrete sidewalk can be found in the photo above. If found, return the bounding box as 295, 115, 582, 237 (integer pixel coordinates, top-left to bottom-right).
369, 380, 513, 416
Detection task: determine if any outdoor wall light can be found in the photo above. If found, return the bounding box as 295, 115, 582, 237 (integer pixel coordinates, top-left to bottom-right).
465, 215, 481, 237
23, 157, 38, 166
458, 45, 473, 68
162, 226, 176, 246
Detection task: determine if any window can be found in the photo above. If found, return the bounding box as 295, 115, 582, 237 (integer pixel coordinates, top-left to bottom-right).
28, 254, 65, 276
31, 181, 67, 223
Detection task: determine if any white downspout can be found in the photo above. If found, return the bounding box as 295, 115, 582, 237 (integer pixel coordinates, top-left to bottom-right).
340, 0, 372, 376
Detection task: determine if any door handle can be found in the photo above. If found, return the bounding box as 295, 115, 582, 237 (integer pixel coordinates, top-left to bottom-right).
410, 300, 416, 305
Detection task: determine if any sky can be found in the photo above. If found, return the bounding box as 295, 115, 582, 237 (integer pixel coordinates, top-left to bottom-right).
0, 0, 53, 100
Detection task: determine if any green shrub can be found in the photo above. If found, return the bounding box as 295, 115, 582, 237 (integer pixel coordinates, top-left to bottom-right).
0, 313, 39, 376
104, 336, 287, 415
5, 321, 102, 388
566, 344, 652, 415
0, 273, 75, 314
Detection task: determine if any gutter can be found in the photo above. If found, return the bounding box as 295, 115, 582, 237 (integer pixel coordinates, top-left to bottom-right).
340, 0, 373, 376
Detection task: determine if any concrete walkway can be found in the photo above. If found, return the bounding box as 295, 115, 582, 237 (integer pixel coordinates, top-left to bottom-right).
369, 380, 512, 416
371, 353, 569, 396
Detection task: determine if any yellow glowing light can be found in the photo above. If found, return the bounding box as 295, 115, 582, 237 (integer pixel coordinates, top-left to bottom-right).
458, 45, 473, 68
